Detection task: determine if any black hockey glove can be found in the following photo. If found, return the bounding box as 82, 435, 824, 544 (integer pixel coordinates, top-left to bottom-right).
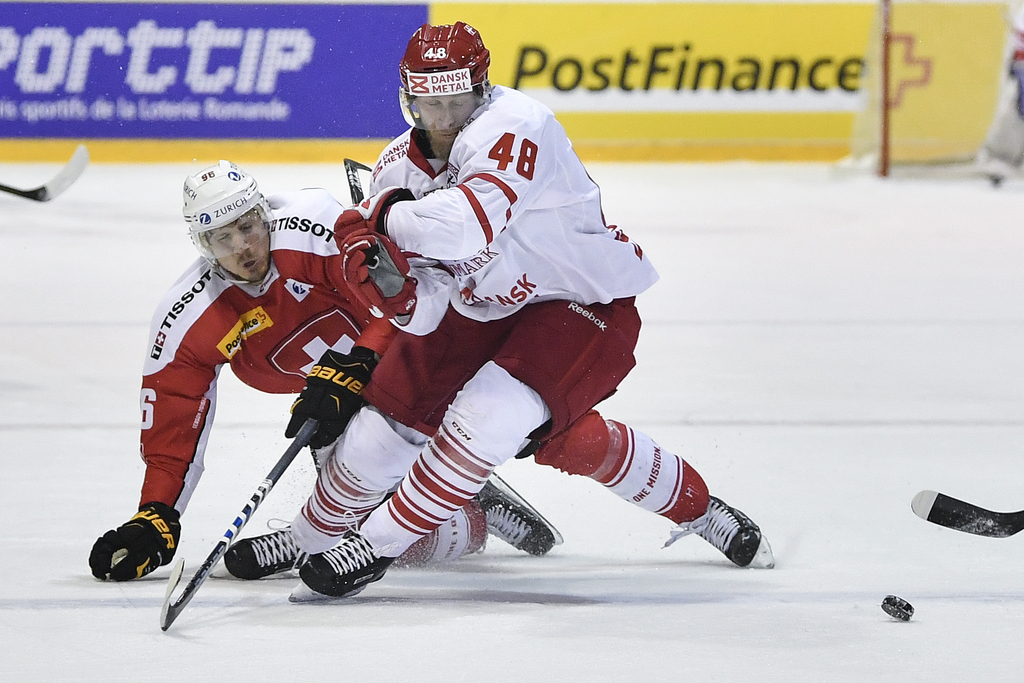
285, 346, 378, 449
89, 502, 181, 581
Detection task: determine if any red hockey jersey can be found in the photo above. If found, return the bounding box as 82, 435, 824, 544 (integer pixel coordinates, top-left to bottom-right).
137, 188, 385, 513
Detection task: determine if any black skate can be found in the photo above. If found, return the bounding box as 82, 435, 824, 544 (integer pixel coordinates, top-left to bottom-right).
477, 473, 563, 556
224, 528, 301, 580
292, 532, 394, 600
665, 496, 775, 568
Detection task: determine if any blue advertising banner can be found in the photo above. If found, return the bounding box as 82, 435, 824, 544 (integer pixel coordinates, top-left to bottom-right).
0, 3, 427, 138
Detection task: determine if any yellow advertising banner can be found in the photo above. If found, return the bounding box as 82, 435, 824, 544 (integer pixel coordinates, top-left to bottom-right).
887, 3, 1006, 162
431, 2, 1006, 162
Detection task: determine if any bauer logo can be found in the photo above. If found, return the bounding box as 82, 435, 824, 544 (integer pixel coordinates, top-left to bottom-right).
0, 3, 425, 138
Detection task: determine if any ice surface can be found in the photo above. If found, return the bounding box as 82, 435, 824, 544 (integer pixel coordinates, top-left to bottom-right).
1, 160, 1022, 681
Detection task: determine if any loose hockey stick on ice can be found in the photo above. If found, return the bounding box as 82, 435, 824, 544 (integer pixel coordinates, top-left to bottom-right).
0, 144, 89, 201
344, 158, 372, 204
160, 419, 317, 631
911, 490, 1024, 538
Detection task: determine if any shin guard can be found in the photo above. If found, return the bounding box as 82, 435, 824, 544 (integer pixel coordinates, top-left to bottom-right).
535, 411, 710, 523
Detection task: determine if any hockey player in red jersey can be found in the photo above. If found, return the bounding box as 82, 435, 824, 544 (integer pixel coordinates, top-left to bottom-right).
284, 22, 775, 600
88, 161, 559, 583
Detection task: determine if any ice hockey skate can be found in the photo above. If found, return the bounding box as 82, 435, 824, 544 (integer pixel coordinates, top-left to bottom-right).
477, 473, 563, 556
664, 496, 775, 569
975, 149, 1019, 187
224, 527, 301, 580
291, 531, 394, 601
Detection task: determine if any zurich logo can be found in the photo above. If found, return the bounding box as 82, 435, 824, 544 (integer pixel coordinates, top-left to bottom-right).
228, 171, 241, 181
199, 213, 212, 225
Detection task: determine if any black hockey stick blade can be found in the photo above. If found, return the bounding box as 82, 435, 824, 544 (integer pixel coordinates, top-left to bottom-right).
343, 158, 372, 204
160, 419, 318, 631
911, 490, 1024, 538
0, 144, 89, 201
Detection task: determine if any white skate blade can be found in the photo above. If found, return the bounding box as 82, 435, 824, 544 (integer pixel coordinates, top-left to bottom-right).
747, 536, 775, 569
288, 580, 367, 603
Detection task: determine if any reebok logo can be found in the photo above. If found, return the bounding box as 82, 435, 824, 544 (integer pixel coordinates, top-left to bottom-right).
568, 302, 607, 330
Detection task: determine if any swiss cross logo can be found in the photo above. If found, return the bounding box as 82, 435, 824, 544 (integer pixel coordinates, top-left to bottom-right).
269, 309, 360, 378
888, 34, 933, 108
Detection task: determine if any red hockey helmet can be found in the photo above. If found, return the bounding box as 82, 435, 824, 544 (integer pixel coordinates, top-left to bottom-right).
399, 22, 491, 130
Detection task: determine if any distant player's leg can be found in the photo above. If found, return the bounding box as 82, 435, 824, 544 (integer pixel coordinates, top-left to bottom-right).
977, 65, 1024, 184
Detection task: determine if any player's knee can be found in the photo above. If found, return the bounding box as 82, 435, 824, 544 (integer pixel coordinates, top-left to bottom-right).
334, 407, 424, 490
444, 362, 550, 465
534, 409, 617, 477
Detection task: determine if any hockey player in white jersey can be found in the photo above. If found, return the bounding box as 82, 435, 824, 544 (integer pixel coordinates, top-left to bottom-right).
282, 22, 774, 600
88, 161, 560, 583
977, 4, 1024, 185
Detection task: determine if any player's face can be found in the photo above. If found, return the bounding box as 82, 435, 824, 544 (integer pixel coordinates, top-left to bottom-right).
205, 208, 271, 282
415, 92, 480, 137
409, 92, 480, 161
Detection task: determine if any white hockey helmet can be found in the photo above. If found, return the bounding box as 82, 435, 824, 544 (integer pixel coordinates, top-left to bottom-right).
182, 160, 272, 275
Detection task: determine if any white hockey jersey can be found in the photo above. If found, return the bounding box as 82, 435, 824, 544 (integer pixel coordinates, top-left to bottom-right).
1013, 6, 1024, 61
370, 85, 659, 334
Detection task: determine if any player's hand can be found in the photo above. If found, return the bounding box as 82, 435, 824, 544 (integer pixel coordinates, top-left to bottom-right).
341, 230, 418, 324
285, 346, 378, 448
333, 187, 414, 241
89, 502, 181, 581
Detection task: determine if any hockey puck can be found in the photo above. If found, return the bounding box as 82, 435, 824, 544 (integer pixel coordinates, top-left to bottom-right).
881, 595, 914, 621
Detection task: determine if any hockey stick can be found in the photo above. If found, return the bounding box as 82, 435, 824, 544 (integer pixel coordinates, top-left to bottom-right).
160, 419, 318, 631
343, 158, 372, 204
0, 144, 89, 201
911, 490, 1024, 538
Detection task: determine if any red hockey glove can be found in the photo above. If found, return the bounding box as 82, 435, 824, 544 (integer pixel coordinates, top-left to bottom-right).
333, 187, 415, 241
341, 229, 418, 325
